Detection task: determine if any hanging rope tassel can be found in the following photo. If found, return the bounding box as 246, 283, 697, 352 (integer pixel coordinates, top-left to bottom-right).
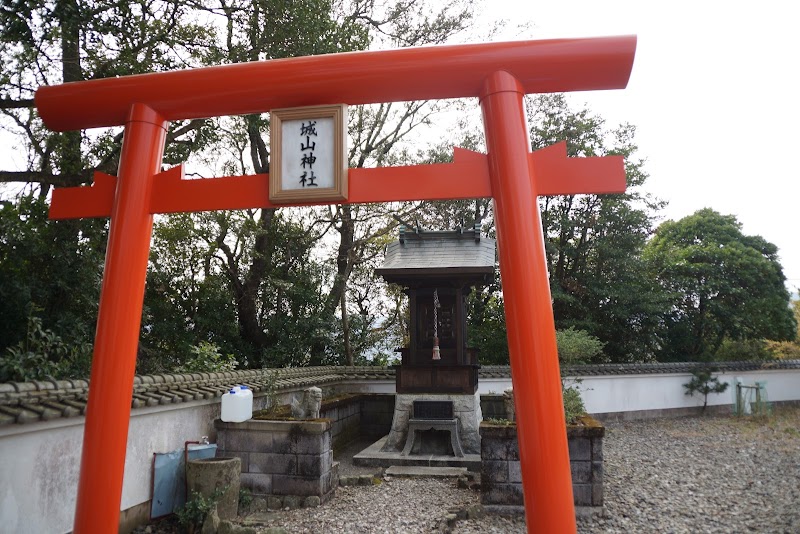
432, 289, 441, 360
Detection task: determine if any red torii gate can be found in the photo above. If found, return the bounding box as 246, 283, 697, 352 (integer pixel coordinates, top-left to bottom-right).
36, 36, 636, 533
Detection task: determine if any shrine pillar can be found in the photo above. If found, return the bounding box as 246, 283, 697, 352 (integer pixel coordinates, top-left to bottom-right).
479, 71, 576, 532
73, 104, 167, 533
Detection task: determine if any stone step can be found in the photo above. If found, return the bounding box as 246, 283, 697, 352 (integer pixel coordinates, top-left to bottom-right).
385, 466, 468, 478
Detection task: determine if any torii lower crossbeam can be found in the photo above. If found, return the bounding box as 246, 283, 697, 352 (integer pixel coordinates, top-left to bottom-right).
36, 36, 636, 534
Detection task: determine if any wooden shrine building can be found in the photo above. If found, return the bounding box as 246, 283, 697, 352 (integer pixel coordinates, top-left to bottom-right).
376, 223, 495, 395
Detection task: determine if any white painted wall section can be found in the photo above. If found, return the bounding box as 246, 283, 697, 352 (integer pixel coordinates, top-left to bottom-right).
573, 368, 799, 414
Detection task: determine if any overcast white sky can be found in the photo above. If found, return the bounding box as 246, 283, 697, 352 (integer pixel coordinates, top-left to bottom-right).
486, 0, 799, 291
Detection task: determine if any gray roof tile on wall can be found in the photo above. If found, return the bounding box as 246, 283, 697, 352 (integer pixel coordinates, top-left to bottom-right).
480, 360, 800, 378
1, 361, 798, 425
0, 366, 395, 426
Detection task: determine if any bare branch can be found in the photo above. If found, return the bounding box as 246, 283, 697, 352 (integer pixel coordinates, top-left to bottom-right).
0, 98, 35, 109
0, 169, 94, 187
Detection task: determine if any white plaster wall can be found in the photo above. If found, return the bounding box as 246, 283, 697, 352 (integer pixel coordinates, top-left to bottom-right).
0, 421, 84, 534
335, 379, 396, 394
120, 400, 222, 510
478, 377, 513, 395
720, 369, 800, 402
0, 383, 378, 533
0, 400, 223, 534
476, 369, 800, 415
573, 368, 800, 414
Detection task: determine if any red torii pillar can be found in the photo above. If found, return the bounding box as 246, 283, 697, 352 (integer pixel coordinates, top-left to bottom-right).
36, 36, 636, 533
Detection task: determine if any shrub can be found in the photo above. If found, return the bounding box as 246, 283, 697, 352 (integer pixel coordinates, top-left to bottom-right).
765, 340, 800, 360
177, 342, 238, 373
556, 327, 605, 365
176, 487, 226, 534
238, 487, 253, 514
714, 338, 772, 361
683, 366, 729, 412
0, 312, 92, 382
563, 386, 587, 424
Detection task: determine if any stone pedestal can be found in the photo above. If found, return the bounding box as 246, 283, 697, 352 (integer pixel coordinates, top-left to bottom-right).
402, 418, 464, 457
479, 417, 605, 516
186, 457, 241, 520
381, 392, 482, 455
214, 418, 338, 504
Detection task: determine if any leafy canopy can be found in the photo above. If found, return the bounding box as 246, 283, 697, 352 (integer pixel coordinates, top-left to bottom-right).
645, 208, 796, 361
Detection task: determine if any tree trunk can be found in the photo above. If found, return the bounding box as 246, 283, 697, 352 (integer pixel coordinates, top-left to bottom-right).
227, 109, 275, 353
235, 208, 275, 350
327, 205, 356, 316
56, 0, 83, 183
341, 290, 353, 366
310, 204, 356, 364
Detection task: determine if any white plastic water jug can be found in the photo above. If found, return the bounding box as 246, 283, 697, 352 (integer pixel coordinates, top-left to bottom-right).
237, 385, 253, 409
221, 386, 253, 422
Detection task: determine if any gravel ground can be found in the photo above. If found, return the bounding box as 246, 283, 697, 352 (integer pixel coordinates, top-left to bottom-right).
248, 478, 480, 533
140, 407, 800, 533
459, 407, 800, 534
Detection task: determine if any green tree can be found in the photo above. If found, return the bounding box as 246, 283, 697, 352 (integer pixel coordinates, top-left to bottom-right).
176, 342, 238, 374
468, 292, 508, 365
1, 0, 478, 374
794, 298, 800, 342
141, 209, 332, 371
306, 2, 477, 365
529, 94, 667, 362
1, 1, 216, 189
645, 208, 796, 361
0, 309, 92, 382
714, 338, 772, 362
428, 97, 665, 365
0, 195, 103, 357
683, 365, 729, 412
175, 0, 475, 368
0, 1, 215, 364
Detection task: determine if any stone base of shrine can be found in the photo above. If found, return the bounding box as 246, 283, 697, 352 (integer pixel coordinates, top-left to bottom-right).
353, 392, 482, 470
352, 436, 481, 471
383, 392, 482, 454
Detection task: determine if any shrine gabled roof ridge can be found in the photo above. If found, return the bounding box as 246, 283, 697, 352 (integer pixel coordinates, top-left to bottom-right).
397, 226, 483, 241
377, 232, 497, 274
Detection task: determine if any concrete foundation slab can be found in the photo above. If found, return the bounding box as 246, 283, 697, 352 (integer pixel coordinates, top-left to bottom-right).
385, 466, 468, 478
353, 436, 481, 471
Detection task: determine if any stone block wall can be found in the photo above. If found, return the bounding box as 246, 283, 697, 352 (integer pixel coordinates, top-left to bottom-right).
479, 424, 523, 508
215, 419, 338, 503
319, 395, 362, 449
567, 420, 605, 508
359, 394, 395, 438
479, 418, 604, 512
480, 395, 505, 419
318, 393, 394, 447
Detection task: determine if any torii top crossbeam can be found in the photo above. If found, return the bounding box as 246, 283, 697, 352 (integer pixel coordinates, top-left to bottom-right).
35, 36, 636, 534
37, 37, 634, 131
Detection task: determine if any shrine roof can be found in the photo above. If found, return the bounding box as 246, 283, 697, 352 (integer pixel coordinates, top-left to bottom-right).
376, 226, 496, 280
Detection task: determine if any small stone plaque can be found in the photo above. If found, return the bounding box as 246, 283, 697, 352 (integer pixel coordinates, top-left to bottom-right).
413, 400, 454, 420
